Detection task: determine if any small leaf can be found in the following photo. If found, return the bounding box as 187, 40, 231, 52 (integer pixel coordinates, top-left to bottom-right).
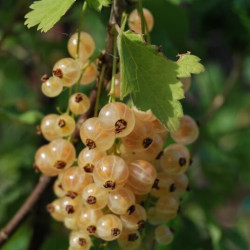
118, 31, 204, 131
86, 0, 111, 12
176, 52, 205, 77
24, 0, 76, 32
18, 110, 43, 124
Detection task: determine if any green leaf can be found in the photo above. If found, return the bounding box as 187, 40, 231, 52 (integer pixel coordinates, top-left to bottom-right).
118, 31, 204, 131
176, 52, 205, 77
86, 0, 111, 11
24, 0, 76, 32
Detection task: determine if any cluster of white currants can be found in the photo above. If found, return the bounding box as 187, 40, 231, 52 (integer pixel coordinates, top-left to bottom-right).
33, 7, 199, 250
41, 31, 97, 98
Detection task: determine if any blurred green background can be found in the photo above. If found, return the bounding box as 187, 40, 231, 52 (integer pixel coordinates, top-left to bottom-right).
0, 0, 250, 249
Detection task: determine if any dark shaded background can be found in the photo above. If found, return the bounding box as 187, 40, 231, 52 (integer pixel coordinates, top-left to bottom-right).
0, 0, 250, 249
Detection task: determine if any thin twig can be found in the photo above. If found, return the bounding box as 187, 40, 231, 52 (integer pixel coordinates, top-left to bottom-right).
0, 175, 51, 245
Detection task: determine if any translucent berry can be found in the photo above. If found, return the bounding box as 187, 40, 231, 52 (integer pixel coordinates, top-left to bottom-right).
156, 196, 179, 219
81, 183, 108, 210
69, 93, 90, 115
61, 166, 92, 196
53, 177, 66, 197
47, 198, 64, 221
108, 187, 136, 215
120, 204, 147, 230
52, 58, 80, 87
128, 8, 154, 34
80, 117, 115, 151
40, 114, 60, 141
41, 76, 63, 97
55, 113, 76, 137
69, 230, 91, 250
117, 229, 141, 250
155, 225, 174, 245
126, 160, 157, 195
77, 207, 103, 235
64, 216, 78, 230
98, 102, 135, 138
77, 147, 106, 174
173, 173, 189, 196
93, 155, 129, 191
171, 115, 199, 145
160, 144, 190, 175
67, 32, 95, 61
150, 172, 175, 198
96, 214, 123, 241
61, 196, 81, 217
80, 63, 97, 85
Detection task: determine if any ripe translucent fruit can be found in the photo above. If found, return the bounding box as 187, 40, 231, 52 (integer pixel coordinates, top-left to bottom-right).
47, 199, 64, 222
77, 207, 103, 235
53, 178, 66, 197
98, 102, 135, 138
126, 160, 157, 195
69, 230, 91, 250
40, 114, 60, 141
80, 117, 115, 151
173, 173, 189, 196
61, 166, 92, 196
155, 196, 179, 221
61, 196, 81, 217
107, 187, 135, 215
117, 229, 141, 250
69, 93, 90, 115
128, 8, 154, 34
80, 63, 97, 85
49, 138, 76, 171
41, 76, 63, 97
171, 115, 199, 145
160, 144, 190, 175
64, 216, 78, 230
53, 58, 80, 87
93, 155, 129, 191
155, 225, 174, 245
120, 204, 147, 230
78, 147, 106, 174
82, 183, 108, 210
96, 214, 123, 241
150, 172, 176, 198
55, 113, 76, 137
67, 32, 95, 61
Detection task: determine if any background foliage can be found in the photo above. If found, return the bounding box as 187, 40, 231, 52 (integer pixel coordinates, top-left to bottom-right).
0, 0, 250, 249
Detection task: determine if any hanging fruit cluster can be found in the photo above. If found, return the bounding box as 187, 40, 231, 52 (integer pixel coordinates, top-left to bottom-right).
33, 7, 200, 250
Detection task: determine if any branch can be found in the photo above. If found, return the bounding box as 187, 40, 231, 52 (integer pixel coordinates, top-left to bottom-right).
0, 0, 128, 247
203, 54, 243, 124
0, 175, 51, 245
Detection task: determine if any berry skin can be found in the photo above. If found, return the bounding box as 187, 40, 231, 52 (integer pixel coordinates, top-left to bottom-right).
155, 225, 174, 245
53, 177, 66, 197
128, 8, 154, 34
126, 160, 157, 195
67, 32, 95, 61
41, 76, 63, 98
93, 155, 129, 191
120, 204, 147, 230
77, 147, 106, 174
173, 173, 189, 196
69, 93, 90, 115
117, 229, 141, 250
77, 207, 103, 235
81, 183, 108, 210
47, 198, 64, 222
171, 115, 199, 145
55, 113, 76, 137
61, 196, 81, 218
52, 58, 80, 87
160, 144, 190, 175
98, 102, 135, 138
80, 63, 97, 85
96, 214, 123, 241
40, 114, 60, 141
69, 230, 91, 250
64, 216, 78, 230
80, 117, 115, 151
107, 187, 136, 215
